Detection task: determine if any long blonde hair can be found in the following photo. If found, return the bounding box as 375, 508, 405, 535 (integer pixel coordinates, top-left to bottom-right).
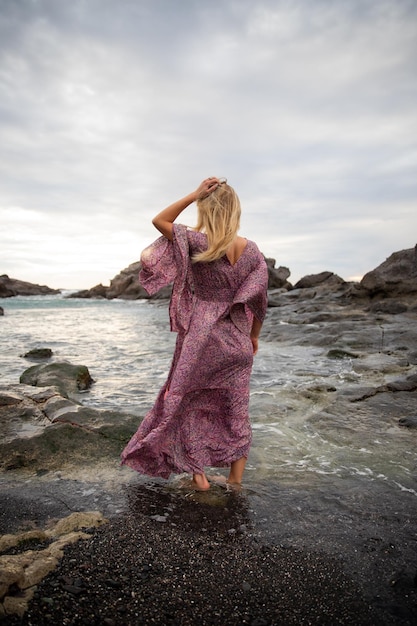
193, 182, 241, 263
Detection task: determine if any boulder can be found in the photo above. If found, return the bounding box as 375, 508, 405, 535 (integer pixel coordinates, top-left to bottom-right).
23, 349, 53, 361
265, 258, 292, 290
67, 283, 109, 299
106, 261, 147, 299
360, 245, 417, 297
0, 383, 139, 471
294, 271, 345, 290
0, 275, 60, 298
0, 511, 107, 617
19, 363, 94, 398
68, 255, 294, 301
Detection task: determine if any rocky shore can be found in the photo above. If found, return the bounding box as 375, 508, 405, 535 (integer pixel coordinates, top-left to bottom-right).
66, 245, 417, 305
0, 276, 60, 299
1, 245, 417, 624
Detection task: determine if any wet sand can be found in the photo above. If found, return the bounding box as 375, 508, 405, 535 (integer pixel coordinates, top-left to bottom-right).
2, 479, 416, 625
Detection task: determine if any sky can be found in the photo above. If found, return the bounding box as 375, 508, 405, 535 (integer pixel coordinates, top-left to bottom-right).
0, 0, 416, 290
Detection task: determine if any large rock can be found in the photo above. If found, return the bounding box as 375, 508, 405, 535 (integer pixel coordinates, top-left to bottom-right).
294, 271, 345, 290
0, 383, 139, 471
0, 511, 107, 617
360, 245, 417, 298
67, 283, 109, 299
69, 254, 294, 301
106, 261, 145, 299
19, 362, 94, 398
265, 258, 292, 290
0, 275, 60, 298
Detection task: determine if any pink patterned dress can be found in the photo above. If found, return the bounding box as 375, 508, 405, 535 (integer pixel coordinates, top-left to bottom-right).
121, 223, 268, 479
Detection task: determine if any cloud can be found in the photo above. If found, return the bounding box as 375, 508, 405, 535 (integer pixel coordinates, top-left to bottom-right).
0, 0, 416, 288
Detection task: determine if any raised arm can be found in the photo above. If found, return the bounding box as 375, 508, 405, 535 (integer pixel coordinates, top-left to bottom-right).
152, 178, 220, 240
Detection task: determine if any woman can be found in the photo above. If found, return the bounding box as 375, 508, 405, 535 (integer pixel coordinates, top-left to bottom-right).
121, 177, 268, 490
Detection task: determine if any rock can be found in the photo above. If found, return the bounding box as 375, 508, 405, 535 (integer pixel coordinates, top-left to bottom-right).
369, 301, 408, 314
0, 511, 107, 617
67, 255, 294, 301
23, 348, 53, 361
19, 362, 94, 397
398, 416, 417, 429
0, 307, 3, 316
0, 275, 60, 298
106, 261, 145, 299
327, 349, 359, 360
0, 382, 139, 472
360, 245, 417, 298
67, 283, 109, 299
294, 271, 345, 290
265, 258, 292, 290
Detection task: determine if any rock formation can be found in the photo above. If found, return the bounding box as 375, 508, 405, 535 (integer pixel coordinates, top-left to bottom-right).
360, 245, 417, 297
68, 256, 291, 300
0, 511, 107, 617
20, 362, 94, 398
0, 275, 60, 298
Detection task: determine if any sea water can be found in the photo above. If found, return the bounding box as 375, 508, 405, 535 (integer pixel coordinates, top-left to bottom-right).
1, 294, 416, 526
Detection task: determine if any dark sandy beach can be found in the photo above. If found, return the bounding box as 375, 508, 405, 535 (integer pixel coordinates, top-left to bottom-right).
2, 478, 416, 626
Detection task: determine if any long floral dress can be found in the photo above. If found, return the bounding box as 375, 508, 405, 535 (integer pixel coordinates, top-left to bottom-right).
121, 223, 268, 479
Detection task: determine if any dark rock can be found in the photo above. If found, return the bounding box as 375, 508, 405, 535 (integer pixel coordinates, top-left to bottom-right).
369, 301, 408, 315
67, 283, 109, 299
0, 274, 60, 298
398, 416, 417, 429
294, 271, 345, 289
23, 348, 53, 360
106, 261, 144, 299
66, 255, 294, 301
327, 349, 359, 360
265, 258, 292, 290
361, 245, 417, 297
62, 584, 84, 596
20, 362, 94, 397
386, 374, 417, 392
0, 306, 3, 316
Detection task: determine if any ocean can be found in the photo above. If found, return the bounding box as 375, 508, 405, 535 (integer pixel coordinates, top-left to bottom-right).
1, 293, 416, 511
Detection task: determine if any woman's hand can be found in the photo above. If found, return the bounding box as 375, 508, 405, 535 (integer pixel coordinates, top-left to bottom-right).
194, 177, 220, 200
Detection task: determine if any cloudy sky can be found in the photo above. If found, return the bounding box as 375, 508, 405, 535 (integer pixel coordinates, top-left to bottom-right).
1, 0, 416, 289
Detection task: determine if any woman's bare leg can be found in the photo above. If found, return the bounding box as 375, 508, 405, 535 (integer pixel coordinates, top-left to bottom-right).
191, 472, 210, 490
227, 457, 247, 485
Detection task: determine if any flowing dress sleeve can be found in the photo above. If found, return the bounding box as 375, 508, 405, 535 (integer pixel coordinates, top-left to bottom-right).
230, 246, 269, 335
138, 224, 193, 334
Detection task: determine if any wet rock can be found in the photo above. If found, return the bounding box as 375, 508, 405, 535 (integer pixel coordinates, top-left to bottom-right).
398, 416, 417, 429
0, 382, 139, 473
22, 349, 53, 361
0, 307, 3, 316
0, 275, 60, 298
327, 349, 359, 360
370, 301, 408, 315
20, 362, 94, 397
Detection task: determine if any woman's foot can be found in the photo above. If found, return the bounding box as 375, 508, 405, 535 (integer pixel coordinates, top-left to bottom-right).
191, 473, 210, 491
227, 457, 247, 485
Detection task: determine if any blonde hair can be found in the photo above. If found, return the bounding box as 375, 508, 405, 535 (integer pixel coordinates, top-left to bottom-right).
193, 182, 241, 263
